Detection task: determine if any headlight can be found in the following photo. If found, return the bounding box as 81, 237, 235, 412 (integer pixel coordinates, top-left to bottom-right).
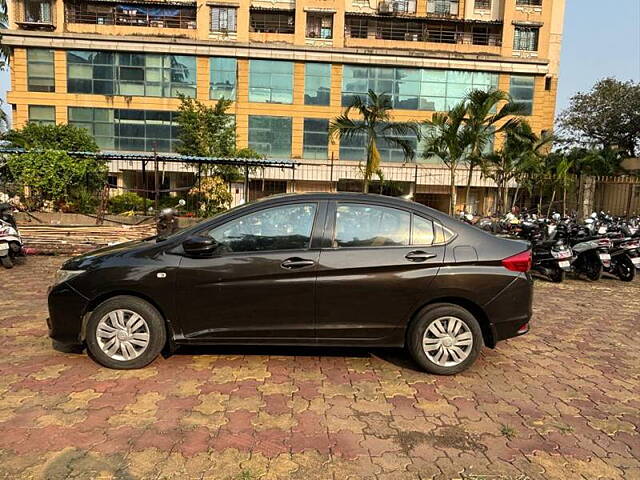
52, 269, 85, 286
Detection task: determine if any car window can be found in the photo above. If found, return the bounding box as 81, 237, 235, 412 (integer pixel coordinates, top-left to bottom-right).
412, 215, 434, 245
207, 203, 317, 253
334, 204, 410, 248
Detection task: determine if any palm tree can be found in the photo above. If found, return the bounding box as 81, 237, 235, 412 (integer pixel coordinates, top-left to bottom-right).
484, 121, 554, 214
462, 89, 523, 212
422, 101, 474, 215
330, 90, 420, 193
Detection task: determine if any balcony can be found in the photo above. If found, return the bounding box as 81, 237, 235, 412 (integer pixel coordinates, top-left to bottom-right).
65, 1, 197, 30
345, 16, 502, 48
15, 0, 56, 30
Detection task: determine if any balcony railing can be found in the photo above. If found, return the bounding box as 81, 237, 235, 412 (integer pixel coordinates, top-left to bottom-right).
65, 2, 197, 30
250, 10, 295, 34
346, 18, 502, 46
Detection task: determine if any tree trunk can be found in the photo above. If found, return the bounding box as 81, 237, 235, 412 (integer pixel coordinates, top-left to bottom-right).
464, 164, 474, 213
547, 189, 556, 217
562, 185, 567, 217
512, 185, 521, 210
449, 165, 457, 215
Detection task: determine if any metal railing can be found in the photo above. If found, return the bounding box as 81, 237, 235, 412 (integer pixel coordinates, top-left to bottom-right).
249, 11, 295, 34
65, 5, 197, 29
346, 18, 502, 46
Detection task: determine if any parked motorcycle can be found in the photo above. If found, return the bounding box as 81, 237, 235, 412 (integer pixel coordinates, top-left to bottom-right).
518, 215, 572, 283
156, 199, 186, 240
0, 203, 24, 269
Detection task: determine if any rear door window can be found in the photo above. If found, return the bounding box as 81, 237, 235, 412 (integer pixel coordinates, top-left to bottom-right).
412, 215, 435, 245
334, 204, 410, 247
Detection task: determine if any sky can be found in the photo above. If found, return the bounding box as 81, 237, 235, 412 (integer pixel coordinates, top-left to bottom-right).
1, 0, 639, 128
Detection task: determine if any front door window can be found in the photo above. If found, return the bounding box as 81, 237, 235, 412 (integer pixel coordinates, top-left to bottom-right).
207, 203, 317, 253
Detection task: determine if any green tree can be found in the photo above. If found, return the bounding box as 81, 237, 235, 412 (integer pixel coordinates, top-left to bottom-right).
6, 150, 108, 209
422, 102, 473, 215
462, 89, 523, 210
558, 78, 640, 158
175, 96, 260, 215
2, 122, 100, 152
330, 90, 420, 193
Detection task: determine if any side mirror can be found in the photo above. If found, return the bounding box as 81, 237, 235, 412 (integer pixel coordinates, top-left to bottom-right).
182, 236, 218, 257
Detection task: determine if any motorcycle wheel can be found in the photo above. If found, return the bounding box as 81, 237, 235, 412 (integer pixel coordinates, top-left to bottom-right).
1, 256, 13, 269
584, 258, 603, 282
616, 256, 636, 282
548, 267, 565, 283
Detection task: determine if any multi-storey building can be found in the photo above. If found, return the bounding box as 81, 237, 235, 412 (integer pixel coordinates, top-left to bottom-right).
2, 0, 565, 213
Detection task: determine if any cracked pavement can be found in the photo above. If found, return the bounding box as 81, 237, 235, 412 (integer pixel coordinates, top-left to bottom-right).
0, 256, 638, 479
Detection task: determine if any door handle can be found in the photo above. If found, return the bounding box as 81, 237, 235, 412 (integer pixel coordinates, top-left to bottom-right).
405, 250, 437, 262
281, 257, 316, 269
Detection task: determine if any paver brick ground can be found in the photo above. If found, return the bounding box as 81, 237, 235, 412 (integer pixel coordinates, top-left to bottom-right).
0, 256, 638, 479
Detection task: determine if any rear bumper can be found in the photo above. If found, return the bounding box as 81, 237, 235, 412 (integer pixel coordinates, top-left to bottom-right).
47, 283, 89, 350
483, 273, 534, 346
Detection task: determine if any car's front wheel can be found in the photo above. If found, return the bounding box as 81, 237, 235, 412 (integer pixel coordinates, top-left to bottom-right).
85, 296, 166, 369
407, 303, 483, 375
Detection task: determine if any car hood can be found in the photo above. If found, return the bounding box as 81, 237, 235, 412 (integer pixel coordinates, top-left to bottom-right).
62, 237, 157, 270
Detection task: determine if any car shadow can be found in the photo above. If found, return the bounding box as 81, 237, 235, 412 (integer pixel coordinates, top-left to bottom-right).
169, 344, 422, 371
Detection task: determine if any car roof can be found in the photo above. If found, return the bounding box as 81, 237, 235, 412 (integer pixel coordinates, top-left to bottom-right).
253, 192, 453, 224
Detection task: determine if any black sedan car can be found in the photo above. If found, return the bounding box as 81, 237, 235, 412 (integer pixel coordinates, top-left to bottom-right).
48, 193, 533, 375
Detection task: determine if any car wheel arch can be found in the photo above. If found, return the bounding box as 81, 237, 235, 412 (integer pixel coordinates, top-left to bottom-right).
80, 291, 176, 349
405, 297, 495, 349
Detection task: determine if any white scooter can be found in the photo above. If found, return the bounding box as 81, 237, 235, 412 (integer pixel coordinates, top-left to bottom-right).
0, 204, 24, 269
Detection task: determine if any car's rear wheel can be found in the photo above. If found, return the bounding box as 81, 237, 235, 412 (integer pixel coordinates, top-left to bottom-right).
407, 303, 483, 375
85, 296, 166, 369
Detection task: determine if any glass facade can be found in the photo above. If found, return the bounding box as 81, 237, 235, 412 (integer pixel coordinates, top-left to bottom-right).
28, 105, 56, 124
27, 48, 55, 92
248, 116, 292, 158
304, 63, 331, 106
339, 124, 420, 163
248, 60, 293, 104
210, 57, 237, 99
342, 65, 498, 111
510, 76, 535, 115
68, 107, 179, 152
67, 51, 197, 97
303, 118, 329, 159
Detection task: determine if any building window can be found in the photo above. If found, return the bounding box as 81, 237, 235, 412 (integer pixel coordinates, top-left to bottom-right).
474, 0, 491, 9
513, 26, 540, 51
211, 6, 237, 32
545, 76, 552, 91
210, 57, 237, 100
306, 13, 333, 39
28, 105, 55, 124
510, 76, 535, 116
249, 10, 295, 34
345, 18, 369, 38
341, 65, 498, 111
339, 122, 419, 163
24, 0, 52, 23
65, 1, 197, 29
27, 48, 55, 92
304, 63, 331, 106
426, 0, 459, 16
248, 116, 292, 158
249, 60, 293, 104
516, 0, 542, 6
67, 51, 197, 97
303, 119, 329, 160
68, 107, 179, 152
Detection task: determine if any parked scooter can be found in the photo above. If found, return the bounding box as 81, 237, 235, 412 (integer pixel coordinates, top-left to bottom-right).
568, 217, 611, 281
0, 203, 24, 269
518, 214, 572, 282
156, 199, 186, 240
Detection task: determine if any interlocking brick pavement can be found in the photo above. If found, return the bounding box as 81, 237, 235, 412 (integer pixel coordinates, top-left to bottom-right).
0, 256, 638, 479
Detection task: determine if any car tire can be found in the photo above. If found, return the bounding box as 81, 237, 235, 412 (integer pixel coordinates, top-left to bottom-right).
85, 296, 166, 370
407, 303, 483, 375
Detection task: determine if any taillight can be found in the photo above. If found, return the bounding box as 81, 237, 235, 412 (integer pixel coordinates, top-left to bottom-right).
502, 250, 532, 272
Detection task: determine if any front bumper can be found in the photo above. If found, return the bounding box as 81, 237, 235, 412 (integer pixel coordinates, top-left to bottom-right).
47, 282, 90, 350
483, 273, 534, 346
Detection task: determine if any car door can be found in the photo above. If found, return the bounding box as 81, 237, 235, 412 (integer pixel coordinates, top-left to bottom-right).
315, 201, 447, 343
176, 201, 326, 342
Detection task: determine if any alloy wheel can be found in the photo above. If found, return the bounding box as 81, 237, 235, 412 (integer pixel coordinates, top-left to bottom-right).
422, 316, 474, 367
96, 309, 150, 361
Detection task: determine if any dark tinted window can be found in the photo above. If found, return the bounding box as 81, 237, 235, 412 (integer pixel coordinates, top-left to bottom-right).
335, 204, 410, 247
208, 204, 317, 253
412, 216, 434, 245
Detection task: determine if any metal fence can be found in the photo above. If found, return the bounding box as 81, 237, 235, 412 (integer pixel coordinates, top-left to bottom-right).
593, 176, 640, 217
